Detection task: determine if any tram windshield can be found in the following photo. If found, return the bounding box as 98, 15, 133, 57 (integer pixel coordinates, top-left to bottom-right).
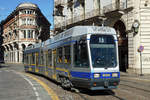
90, 35, 117, 68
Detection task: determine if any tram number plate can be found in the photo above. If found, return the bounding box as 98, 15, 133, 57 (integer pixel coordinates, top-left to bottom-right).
103, 74, 110, 77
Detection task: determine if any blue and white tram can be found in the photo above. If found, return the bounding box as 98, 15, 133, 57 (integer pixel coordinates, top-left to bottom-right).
24, 26, 120, 90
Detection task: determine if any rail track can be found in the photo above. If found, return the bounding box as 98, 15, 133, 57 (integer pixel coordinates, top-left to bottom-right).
26, 72, 150, 100
120, 79, 150, 93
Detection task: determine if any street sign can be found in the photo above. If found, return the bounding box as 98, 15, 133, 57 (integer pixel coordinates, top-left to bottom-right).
138, 46, 144, 52
138, 45, 144, 75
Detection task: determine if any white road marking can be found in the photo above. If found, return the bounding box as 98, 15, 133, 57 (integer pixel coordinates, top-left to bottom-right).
33, 87, 37, 91
16, 72, 41, 100
24, 77, 34, 86
37, 97, 41, 100
35, 91, 39, 97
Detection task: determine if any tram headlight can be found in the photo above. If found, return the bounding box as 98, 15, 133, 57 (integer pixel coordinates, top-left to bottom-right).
112, 73, 118, 77
94, 73, 100, 78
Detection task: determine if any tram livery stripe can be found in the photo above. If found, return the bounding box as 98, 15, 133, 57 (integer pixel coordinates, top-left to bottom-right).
70, 71, 91, 79
70, 71, 120, 79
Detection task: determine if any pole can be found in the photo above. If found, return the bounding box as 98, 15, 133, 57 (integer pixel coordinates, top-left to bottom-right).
140, 52, 143, 76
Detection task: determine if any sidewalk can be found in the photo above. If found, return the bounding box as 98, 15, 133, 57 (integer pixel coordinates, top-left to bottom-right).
1, 63, 24, 72
120, 71, 150, 81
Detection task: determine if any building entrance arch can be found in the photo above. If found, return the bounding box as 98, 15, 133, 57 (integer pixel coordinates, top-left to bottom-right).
113, 20, 128, 72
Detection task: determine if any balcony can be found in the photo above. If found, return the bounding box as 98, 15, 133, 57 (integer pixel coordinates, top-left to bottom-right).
20, 25, 37, 29
55, 0, 66, 7
54, 8, 101, 29
19, 14, 36, 18
103, 2, 127, 14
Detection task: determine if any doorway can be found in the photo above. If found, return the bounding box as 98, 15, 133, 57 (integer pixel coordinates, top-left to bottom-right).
114, 20, 128, 72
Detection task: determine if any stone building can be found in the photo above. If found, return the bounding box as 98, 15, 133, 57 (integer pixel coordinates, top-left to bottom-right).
2, 2, 51, 63
54, 0, 150, 74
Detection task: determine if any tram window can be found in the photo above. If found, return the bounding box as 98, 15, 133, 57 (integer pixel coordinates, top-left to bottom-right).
30, 54, 32, 64
29, 54, 31, 64
45, 51, 48, 66
48, 50, 52, 66
74, 38, 89, 68
32, 53, 35, 64
24, 54, 27, 64
40, 51, 44, 65
64, 45, 71, 64
57, 47, 63, 63
35, 52, 38, 65
26, 54, 29, 64
24, 54, 26, 64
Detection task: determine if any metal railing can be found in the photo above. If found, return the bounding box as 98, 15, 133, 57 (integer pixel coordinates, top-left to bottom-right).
85, 8, 100, 19
55, 0, 66, 6
55, 8, 101, 28
103, 2, 127, 13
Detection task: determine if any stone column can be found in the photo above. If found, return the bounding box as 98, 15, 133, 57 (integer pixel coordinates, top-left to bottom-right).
18, 43, 23, 63
8, 52, 10, 62
17, 51, 19, 63
19, 50, 23, 63
33, 30, 35, 39
10, 52, 11, 62
14, 49, 18, 63
3, 46, 7, 63
13, 50, 15, 63
10, 51, 12, 63
4, 51, 7, 62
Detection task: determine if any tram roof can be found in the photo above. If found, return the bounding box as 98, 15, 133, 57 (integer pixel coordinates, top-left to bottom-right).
25, 26, 116, 51
46, 26, 116, 44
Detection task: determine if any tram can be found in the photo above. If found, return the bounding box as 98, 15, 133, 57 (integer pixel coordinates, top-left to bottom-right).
24, 26, 120, 90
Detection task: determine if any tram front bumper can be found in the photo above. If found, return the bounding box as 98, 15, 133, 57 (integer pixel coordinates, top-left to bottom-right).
89, 78, 120, 90
72, 77, 120, 90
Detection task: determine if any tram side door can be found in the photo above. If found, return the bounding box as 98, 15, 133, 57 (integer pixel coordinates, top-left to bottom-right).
35, 52, 39, 73
45, 51, 48, 76
52, 50, 57, 80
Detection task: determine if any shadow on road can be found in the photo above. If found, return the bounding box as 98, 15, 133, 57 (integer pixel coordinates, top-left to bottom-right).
79, 89, 115, 96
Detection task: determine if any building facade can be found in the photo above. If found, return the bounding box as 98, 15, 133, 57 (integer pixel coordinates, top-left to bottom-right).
2, 2, 51, 63
54, 0, 150, 74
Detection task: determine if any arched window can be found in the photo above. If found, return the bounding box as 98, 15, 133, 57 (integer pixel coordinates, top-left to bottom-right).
22, 44, 26, 50
27, 30, 33, 38
23, 30, 26, 38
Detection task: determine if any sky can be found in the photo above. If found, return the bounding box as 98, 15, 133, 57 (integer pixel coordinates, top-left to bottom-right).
0, 0, 54, 29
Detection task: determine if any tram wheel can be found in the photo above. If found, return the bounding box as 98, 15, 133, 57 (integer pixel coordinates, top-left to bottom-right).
60, 77, 72, 89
